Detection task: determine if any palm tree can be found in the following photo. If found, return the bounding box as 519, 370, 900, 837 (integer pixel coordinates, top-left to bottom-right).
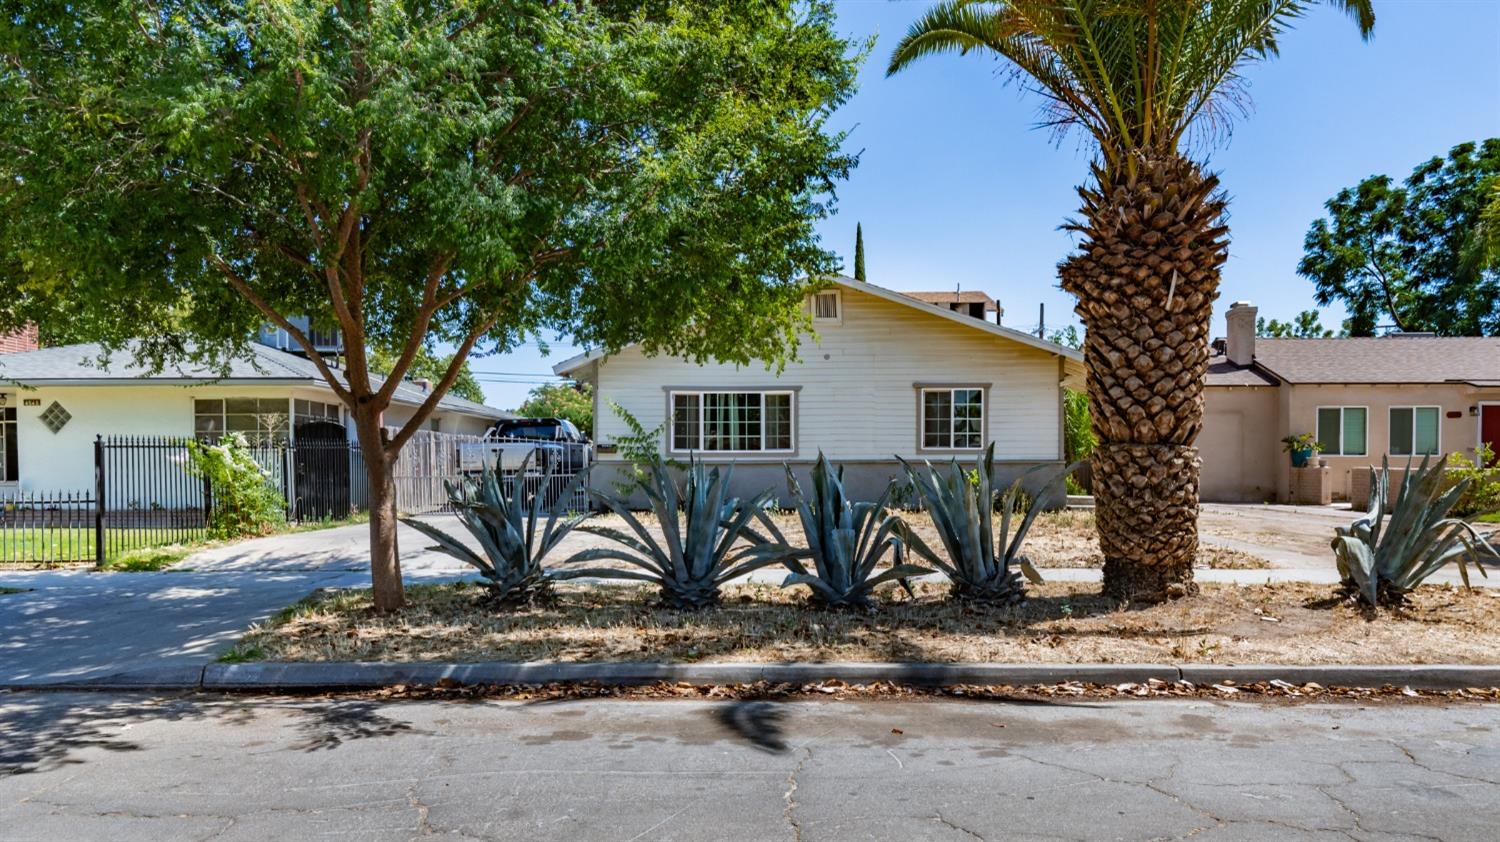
889, 1, 1374, 602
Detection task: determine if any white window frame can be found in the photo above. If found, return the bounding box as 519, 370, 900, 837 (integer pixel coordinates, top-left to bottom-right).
1315, 405, 1369, 457
919, 386, 986, 451
809, 289, 842, 325
194, 397, 293, 445
294, 398, 344, 429
1388, 405, 1442, 457
668, 390, 796, 455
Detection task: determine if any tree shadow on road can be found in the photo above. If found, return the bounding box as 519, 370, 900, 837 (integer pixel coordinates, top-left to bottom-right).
714, 700, 788, 753
0, 692, 421, 776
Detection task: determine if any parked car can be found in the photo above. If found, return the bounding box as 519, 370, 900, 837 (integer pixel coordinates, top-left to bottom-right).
456, 418, 591, 474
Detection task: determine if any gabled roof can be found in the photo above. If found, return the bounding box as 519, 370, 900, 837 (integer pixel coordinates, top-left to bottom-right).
552, 275, 1082, 378
902, 290, 1000, 312
0, 341, 508, 419
1207, 336, 1500, 387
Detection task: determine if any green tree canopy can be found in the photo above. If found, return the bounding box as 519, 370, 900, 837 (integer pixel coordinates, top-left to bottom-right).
1256, 310, 1336, 338
0, 1, 861, 610
515, 383, 594, 438
1299, 140, 1500, 336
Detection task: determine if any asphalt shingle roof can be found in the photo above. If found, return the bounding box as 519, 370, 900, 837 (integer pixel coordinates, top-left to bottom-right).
0, 341, 507, 419
1207, 336, 1500, 387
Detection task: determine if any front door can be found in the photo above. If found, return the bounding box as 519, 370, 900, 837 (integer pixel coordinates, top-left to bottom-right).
1482, 404, 1500, 466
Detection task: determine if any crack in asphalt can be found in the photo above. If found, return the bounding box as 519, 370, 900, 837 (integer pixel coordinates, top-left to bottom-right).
406, 781, 435, 839
783, 746, 810, 841
933, 810, 986, 840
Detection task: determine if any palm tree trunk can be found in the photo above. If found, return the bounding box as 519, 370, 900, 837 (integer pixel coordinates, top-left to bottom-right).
1060, 153, 1228, 602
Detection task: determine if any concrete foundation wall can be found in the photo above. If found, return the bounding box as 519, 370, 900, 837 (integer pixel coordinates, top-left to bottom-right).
586, 458, 1070, 512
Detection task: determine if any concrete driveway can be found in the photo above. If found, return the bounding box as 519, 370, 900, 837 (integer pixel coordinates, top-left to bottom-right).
176, 518, 471, 574
1199, 503, 1359, 567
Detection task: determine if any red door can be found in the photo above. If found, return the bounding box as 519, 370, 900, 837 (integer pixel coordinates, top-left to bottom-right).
1483, 405, 1500, 466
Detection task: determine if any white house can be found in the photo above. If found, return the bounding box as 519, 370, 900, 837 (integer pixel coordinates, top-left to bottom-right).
0, 337, 506, 493
553, 276, 1084, 504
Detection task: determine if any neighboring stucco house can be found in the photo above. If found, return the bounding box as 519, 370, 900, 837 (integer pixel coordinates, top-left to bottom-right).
0, 336, 507, 493
1201, 302, 1500, 503
553, 276, 1084, 504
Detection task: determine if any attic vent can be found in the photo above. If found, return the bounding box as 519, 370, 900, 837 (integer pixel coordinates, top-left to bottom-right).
40, 401, 71, 434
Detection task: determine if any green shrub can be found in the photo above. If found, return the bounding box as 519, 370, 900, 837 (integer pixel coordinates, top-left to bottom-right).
750, 454, 931, 608
607, 400, 676, 496
185, 434, 286, 539
556, 455, 791, 609
401, 458, 590, 603
1333, 455, 1495, 606
1448, 444, 1500, 518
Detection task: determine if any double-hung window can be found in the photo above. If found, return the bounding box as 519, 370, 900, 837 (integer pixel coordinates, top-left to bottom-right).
1389, 406, 1440, 456
920, 387, 985, 450
1315, 406, 1367, 456
670, 391, 794, 453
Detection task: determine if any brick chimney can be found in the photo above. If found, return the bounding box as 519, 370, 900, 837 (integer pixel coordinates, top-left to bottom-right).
0, 325, 39, 354
1224, 301, 1257, 366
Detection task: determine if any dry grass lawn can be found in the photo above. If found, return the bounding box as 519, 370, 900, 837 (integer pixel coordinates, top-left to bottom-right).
572, 509, 1269, 570
228, 579, 1500, 666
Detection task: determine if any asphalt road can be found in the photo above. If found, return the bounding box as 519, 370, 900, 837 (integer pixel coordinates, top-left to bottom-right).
1, 692, 1496, 841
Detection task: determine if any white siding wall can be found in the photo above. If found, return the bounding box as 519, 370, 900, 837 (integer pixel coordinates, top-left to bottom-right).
592, 287, 1063, 464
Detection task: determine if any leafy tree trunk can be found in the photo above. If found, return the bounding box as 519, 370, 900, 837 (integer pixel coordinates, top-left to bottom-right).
352, 404, 404, 613
1060, 154, 1228, 602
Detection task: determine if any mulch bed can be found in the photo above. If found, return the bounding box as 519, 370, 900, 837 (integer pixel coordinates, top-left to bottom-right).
227, 579, 1500, 666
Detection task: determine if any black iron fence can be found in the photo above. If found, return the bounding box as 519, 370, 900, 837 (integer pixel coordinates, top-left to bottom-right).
0, 490, 97, 565
0, 431, 592, 568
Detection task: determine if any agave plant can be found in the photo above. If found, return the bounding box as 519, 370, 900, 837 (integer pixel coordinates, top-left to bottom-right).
1333, 455, 1494, 607
400, 458, 591, 603
554, 455, 792, 609
750, 454, 932, 608
897, 444, 1076, 604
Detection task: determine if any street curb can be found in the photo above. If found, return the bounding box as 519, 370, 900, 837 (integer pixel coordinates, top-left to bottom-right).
200, 661, 1184, 691
5, 661, 1499, 693
1178, 664, 1500, 689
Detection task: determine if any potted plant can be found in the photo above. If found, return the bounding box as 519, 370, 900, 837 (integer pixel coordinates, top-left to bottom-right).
1281, 433, 1324, 468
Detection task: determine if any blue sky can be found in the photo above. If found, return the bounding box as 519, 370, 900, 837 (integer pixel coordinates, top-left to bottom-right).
473, 0, 1500, 410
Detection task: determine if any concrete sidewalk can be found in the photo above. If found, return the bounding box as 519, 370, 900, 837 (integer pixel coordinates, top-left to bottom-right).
0, 568, 473, 686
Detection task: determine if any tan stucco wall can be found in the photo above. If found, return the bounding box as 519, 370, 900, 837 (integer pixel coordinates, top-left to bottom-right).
1201, 381, 1500, 503
1200, 387, 1280, 502
1281, 383, 1500, 501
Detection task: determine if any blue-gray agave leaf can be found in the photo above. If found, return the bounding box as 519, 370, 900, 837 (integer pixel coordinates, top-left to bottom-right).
400, 456, 591, 603
555, 454, 792, 609
1333, 454, 1494, 606
897, 445, 1079, 603
749, 452, 931, 608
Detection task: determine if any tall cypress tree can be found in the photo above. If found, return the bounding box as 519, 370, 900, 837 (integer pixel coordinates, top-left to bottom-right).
854, 223, 867, 281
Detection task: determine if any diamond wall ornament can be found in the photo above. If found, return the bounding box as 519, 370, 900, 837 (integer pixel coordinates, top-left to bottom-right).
40, 401, 71, 434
